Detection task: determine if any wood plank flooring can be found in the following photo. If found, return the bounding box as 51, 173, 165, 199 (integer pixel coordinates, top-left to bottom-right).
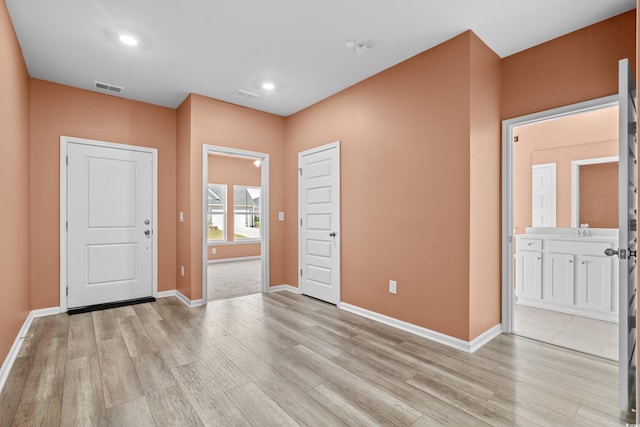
0, 292, 633, 426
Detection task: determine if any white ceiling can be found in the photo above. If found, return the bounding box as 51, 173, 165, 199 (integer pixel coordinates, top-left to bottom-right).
6, 0, 636, 117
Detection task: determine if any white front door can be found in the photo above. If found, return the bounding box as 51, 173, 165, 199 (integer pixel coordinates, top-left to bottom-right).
66, 141, 154, 308
531, 163, 556, 227
298, 142, 341, 305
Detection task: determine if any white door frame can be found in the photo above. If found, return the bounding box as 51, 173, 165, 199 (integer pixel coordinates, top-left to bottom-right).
298, 141, 341, 303
202, 145, 270, 302
501, 95, 618, 332
59, 136, 159, 312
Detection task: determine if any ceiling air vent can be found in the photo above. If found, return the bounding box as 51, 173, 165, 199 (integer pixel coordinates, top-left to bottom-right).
233, 89, 261, 100
93, 81, 124, 95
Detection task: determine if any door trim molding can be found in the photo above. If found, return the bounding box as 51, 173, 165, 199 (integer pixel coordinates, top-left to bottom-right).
298, 141, 341, 303
59, 136, 159, 312
202, 145, 270, 302
501, 95, 618, 333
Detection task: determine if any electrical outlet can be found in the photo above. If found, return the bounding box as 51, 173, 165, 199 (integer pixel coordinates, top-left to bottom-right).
211, 247, 216, 254
180, 266, 185, 277
389, 280, 397, 294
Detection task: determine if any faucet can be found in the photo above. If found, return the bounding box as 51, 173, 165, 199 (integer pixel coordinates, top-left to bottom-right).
578, 223, 591, 237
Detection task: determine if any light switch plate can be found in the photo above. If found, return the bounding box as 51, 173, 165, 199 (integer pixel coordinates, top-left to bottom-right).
179, 211, 184, 222
389, 280, 397, 294
278, 212, 285, 221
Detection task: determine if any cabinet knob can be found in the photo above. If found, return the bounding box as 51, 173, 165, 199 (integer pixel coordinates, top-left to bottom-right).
537, 257, 541, 260
569, 259, 573, 263
581, 261, 586, 264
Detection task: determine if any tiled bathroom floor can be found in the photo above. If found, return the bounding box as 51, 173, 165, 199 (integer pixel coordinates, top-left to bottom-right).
513, 304, 618, 361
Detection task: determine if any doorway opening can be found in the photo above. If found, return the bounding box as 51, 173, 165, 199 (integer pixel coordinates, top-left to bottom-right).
506, 100, 620, 360
201, 145, 269, 302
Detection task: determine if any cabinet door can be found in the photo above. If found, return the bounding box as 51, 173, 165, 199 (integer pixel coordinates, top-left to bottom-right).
543, 253, 574, 305
577, 255, 613, 313
516, 251, 542, 300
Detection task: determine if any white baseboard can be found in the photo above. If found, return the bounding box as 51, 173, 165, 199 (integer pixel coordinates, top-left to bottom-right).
0, 306, 60, 394
339, 302, 501, 353
208, 256, 261, 265
268, 284, 301, 294
469, 324, 503, 353
155, 290, 176, 299
175, 290, 205, 307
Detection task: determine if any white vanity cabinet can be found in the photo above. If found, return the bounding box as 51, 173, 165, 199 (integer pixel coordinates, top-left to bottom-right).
515, 230, 618, 322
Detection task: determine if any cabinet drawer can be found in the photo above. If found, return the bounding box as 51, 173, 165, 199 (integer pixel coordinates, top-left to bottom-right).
546, 240, 613, 256
519, 238, 542, 251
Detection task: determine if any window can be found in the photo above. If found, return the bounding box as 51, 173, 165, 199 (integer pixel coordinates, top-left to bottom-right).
234, 186, 261, 241
207, 183, 226, 242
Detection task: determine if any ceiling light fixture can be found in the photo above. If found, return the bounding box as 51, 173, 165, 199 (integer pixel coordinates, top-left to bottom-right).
262, 82, 275, 90
254, 159, 262, 167
119, 35, 138, 46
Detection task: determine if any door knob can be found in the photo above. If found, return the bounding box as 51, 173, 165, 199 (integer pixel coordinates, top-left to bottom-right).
144, 230, 151, 235
329, 232, 336, 237
604, 248, 618, 257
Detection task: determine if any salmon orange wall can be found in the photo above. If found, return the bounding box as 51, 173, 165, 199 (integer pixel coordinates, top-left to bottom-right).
176, 95, 192, 298
29, 79, 177, 309
207, 154, 261, 261
0, 1, 31, 365
514, 107, 618, 233
285, 31, 500, 341
177, 94, 286, 300
502, 11, 636, 120
468, 33, 502, 340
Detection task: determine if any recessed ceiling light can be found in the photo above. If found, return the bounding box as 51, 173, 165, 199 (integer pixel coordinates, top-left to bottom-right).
119, 35, 138, 46
262, 82, 275, 91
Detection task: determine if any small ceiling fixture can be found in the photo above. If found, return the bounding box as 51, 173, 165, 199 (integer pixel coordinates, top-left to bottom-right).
119, 34, 138, 46
262, 82, 275, 90
345, 40, 372, 55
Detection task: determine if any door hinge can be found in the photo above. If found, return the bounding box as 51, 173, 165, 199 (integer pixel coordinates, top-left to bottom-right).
66, 221, 68, 231
66, 287, 68, 296
630, 122, 637, 137
300, 269, 303, 276
66, 155, 68, 166
300, 219, 302, 226
298, 168, 302, 176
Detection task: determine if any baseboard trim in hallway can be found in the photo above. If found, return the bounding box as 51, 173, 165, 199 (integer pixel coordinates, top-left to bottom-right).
0, 306, 59, 394
339, 301, 502, 353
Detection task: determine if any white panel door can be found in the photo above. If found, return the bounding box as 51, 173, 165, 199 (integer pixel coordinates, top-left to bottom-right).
532, 163, 556, 227
67, 142, 154, 308
611, 58, 637, 412
299, 142, 340, 305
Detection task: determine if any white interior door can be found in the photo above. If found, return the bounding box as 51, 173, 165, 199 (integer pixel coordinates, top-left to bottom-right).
66, 142, 154, 308
609, 58, 637, 412
298, 142, 341, 305
531, 163, 556, 227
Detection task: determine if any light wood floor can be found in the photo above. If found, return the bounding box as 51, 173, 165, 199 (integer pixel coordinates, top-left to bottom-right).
0, 292, 633, 426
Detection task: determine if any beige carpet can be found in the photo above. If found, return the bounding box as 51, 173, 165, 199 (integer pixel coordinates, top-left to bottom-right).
207, 258, 262, 301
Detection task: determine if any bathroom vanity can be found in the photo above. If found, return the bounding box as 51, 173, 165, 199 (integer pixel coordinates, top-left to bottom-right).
515, 227, 618, 322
